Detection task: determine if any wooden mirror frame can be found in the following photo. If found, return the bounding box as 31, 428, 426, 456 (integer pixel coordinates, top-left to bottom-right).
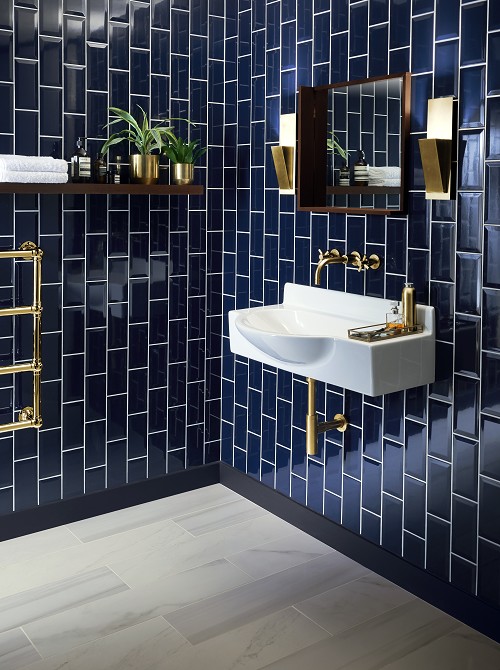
297, 72, 411, 215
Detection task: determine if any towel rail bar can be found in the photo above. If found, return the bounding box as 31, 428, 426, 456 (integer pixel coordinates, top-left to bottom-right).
0, 242, 43, 433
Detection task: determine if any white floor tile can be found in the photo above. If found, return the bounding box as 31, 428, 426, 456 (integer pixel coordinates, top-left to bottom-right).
24, 558, 252, 658
227, 530, 334, 578
0, 629, 40, 670
67, 484, 242, 542
164, 551, 370, 644
0, 566, 128, 634
111, 514, 298, 589
259, 599, 460, 669
172, 497, 269, 536
294, 573, 415, 634
0, 527, 81, 567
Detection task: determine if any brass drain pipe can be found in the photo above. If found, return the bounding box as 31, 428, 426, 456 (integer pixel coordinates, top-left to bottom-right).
306, 378, 348, 455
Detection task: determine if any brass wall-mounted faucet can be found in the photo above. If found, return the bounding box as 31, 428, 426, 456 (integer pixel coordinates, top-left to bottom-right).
314, 249, 381, 286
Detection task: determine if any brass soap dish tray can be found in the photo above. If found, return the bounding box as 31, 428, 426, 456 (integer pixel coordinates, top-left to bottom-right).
348, 323, 423, 342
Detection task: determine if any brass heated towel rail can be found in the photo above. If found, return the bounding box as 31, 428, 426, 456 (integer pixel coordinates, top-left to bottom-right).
0, 241, 43, 432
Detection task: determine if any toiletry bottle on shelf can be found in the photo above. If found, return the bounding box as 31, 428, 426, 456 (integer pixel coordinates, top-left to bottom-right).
353, 149, 369, 186
113, 156, 122, 184
402, 282, 417, 328
70, 137, 91, 183
386, 302, 403, 329
93, 153, 107, 184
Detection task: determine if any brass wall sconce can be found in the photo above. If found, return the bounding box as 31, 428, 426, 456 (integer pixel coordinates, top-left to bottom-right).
271, 113, 296, 194
0, 242, 43, 433
306, 378, 348, 456
418, 97, 457, 200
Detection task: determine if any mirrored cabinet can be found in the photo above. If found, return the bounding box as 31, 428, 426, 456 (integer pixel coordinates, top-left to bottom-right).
298, 72, 411, 215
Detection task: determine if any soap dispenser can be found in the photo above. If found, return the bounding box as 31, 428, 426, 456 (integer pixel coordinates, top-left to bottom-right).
402, 283, 417, 328
70, 137, 91, 183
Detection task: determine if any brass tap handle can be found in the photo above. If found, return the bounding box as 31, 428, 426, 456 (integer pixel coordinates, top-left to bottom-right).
318, 248, 341, 261
349, 251, 364, 271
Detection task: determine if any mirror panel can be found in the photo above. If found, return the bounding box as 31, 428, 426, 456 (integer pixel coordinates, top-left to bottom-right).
298, 73, 411, 214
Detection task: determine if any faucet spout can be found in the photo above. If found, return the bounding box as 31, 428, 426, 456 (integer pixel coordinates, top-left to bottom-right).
314, 249, 348, 285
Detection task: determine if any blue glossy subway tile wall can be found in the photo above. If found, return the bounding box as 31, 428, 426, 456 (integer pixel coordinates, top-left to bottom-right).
221, 0, 500, 610
0, 0, 222, 512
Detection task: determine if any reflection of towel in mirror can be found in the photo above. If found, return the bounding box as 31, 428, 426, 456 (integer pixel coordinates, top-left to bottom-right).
0, 171, 68, 183
368, 166, 401, 186
0, 155, 68, 173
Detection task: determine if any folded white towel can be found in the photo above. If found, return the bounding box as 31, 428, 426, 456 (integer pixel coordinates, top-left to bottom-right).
0, 170, 68, 184
368, 166, 401, 179
0, 155, 69, 174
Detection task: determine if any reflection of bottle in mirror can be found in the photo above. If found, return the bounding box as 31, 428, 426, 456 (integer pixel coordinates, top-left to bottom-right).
353, 149, 369, 186
339, 162, 350, 186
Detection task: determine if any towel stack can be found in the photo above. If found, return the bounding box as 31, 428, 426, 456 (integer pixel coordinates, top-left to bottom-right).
0, 155, 68, 183
368, 166, 401, 187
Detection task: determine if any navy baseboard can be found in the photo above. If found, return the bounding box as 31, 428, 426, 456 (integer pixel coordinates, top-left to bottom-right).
0, 462, 219, 542
1, 460, 498, 644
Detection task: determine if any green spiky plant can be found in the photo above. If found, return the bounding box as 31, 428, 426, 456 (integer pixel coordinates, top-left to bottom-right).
162, 136, 207, 164
100, 106, 179, 156
327, 132, 348, 162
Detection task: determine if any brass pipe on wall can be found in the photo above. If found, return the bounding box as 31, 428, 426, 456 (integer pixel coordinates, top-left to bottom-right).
305, 377, 348, 456
0, 242, 43, 433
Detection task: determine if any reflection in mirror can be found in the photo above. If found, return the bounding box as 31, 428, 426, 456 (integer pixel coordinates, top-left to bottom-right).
298, 73, 411, 215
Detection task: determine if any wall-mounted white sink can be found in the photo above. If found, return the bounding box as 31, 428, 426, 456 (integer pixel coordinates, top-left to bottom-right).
228, 283, 435, 396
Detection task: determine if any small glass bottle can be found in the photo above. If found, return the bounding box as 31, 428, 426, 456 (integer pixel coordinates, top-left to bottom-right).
113, 156, 122, 184
70, 137, 91, 183
338, 162, 350, 186
93, 153, 107, 184
353, 149, 369, 186
386, 302, 404, 330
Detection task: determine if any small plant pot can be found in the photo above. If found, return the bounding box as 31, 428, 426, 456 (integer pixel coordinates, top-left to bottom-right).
172, 163, 194, 185
129, 154, 159, 184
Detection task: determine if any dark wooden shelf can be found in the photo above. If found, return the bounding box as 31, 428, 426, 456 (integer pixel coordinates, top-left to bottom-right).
0, 183, 204, 195
327, 186, 401, 195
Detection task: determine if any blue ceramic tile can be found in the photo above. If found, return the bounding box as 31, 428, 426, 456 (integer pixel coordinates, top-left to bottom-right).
485, 226, 500, 290
88, 0, 107, 43
64, 15, 84, 65
458, 130, 484, 191
342, 475, 361, 533
479, 478, 500, 546
457, 193, 482, 253
459, 66, 485, 129
389, 0, 410, 49
452, 495, 477, 563
483, 289, 500, 353
15, 7, 37, 59
369, 24, 388, 77
404, 420, 426, 480
436, 0, 459, 40
110, 0, 128, 22
62, 448, 84, 500
411, 15, 433, 74
486, 165, 500, 224
350, 2, 368, 58
434, 40, 458, 98
431, 223, 454, 282
430, 281, 454, 343
456, 253, 481, 315
362, 457, 381, 515
404, 476, 426, 537
131, 2, 150, 50
426, 515, 450, 581
307, 459, 324, 513
452, 435, 478, 502
428, 458, 451, 521
481, 352, 500, 418
454, 316, 480, 377
428, 399, 452, 461
381, 493, 402, 556
110, 23, 129, 70
491, 1, 500, 31
461, 2, 487, 66
383, 391, 404, 443
383, 439, 403, 498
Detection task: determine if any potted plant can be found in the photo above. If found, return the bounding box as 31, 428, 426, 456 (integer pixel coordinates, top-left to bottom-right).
162, 136, 206, 185
100, 106, 177, 184
327, 132, 350, 186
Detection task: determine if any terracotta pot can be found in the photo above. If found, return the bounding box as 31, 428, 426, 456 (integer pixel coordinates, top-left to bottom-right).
129, 154, 159, 184
172, 163, 194, 185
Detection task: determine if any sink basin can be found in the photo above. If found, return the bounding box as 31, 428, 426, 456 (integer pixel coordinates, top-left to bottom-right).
228, 283, 435, 396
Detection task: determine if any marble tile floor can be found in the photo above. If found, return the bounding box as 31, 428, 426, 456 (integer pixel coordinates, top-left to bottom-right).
0, 484, 498, 669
